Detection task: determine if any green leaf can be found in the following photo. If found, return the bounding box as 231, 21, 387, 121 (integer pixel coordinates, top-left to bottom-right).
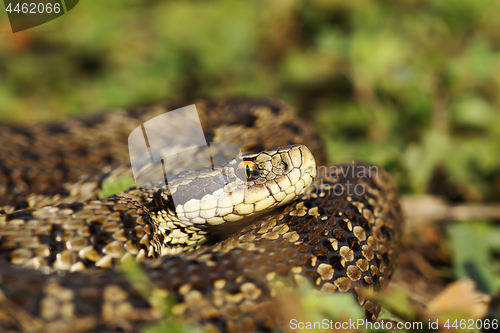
449, 222, 497, 295
99, 176, 136, 199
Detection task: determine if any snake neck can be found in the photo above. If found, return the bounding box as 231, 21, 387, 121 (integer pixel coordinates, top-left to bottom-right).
123, 186, 209, 255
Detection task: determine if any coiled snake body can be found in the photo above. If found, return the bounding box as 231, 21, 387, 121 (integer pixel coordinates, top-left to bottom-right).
0, 98, 403, 332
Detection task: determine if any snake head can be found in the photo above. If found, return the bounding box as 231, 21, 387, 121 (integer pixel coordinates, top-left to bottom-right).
237, 144, 317, 203
152, 144, 317, 254
165, 145, 316, 226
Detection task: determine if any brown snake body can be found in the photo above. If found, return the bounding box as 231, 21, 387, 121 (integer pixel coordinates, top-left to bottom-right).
0, 98, 403, 332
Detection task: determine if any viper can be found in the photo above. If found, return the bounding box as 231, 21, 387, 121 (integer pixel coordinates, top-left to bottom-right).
0, 98, 403, 332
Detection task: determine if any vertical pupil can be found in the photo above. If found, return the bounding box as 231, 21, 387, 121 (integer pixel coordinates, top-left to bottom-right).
245, 164, 252, 179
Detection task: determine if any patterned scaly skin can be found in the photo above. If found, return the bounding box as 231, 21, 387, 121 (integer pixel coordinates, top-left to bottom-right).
0, 98, 403, 332
1, 145, 316, 271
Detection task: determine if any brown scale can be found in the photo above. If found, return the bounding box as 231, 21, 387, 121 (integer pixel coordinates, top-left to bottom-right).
0, 195, 160, 272
0, 99, 402, 332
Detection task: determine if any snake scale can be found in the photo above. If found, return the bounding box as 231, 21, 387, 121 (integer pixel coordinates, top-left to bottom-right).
0, 98, 403, 333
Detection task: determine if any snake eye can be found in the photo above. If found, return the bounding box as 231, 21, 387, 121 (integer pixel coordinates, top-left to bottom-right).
238, 160, 260, 181
245, 164, 253, 179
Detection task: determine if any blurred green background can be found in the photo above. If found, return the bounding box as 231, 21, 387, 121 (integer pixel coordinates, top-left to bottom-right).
1, 0, 500, 329
1, 0, 499, 201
